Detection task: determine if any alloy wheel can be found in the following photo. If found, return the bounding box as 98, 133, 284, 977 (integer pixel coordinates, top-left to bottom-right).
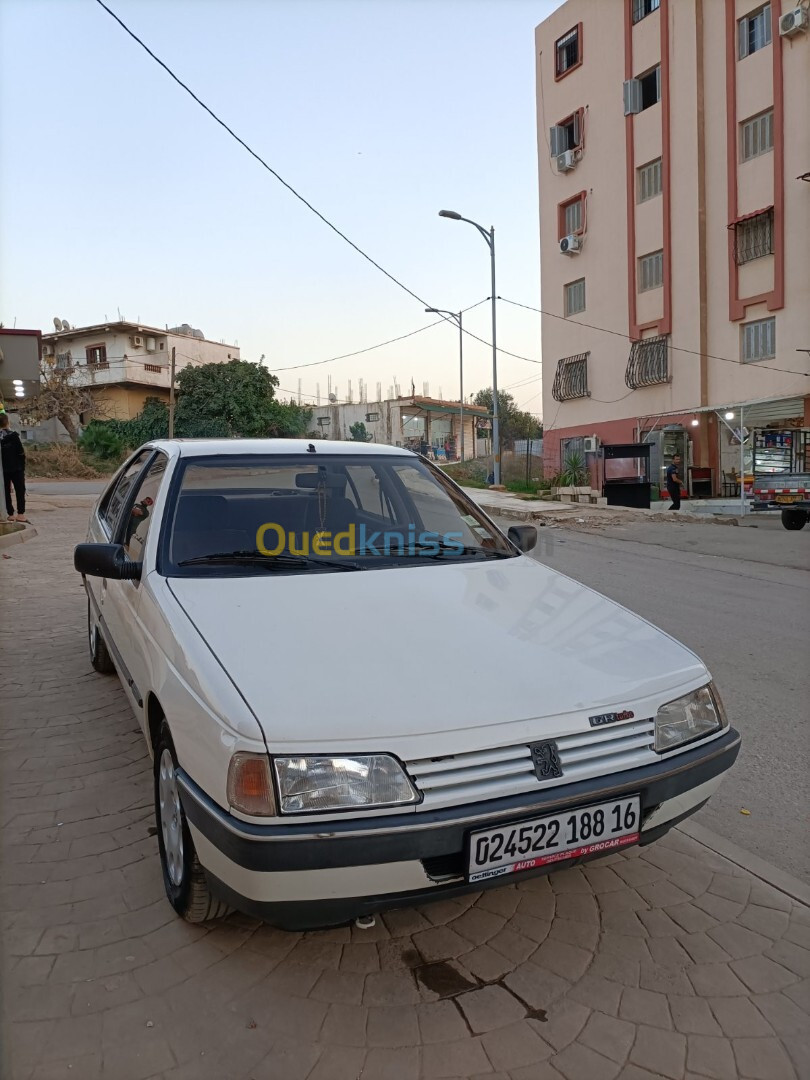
158, 749, 185, 887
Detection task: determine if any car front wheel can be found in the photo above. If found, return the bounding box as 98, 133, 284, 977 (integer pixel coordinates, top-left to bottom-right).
154, 723, 231, 923
87, 597, 115, 674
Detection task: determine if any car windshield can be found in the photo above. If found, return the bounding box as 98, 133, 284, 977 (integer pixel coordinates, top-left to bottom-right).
164, 453, 515, 574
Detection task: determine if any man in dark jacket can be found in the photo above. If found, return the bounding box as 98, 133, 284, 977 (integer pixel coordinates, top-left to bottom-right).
666, 453, 684, 511
0, 413, 28, 522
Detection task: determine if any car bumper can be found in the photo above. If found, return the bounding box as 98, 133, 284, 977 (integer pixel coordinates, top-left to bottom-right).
178, 727, 740, 930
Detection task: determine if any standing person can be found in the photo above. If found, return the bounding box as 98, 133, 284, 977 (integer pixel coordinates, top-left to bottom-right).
666, 453, 685, 511
0, 413, 28, 522
444, 439, 454, 463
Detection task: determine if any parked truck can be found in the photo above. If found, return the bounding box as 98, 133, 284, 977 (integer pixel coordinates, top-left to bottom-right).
750, 428, 810, 530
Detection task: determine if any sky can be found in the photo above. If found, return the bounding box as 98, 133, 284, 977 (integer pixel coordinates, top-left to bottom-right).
0, 0, 561, 416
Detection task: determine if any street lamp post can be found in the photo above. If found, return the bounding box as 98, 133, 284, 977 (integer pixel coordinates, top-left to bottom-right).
438, 210, 499, 484
425, 307, 464, 461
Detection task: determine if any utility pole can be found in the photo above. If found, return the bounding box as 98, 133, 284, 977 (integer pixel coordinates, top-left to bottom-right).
169, 346, 176, 439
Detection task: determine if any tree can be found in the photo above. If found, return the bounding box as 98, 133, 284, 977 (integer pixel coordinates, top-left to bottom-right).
348, 421, 373, 442
173, 360, 309, 438
472, 388, 542, 449
22, 360, 107, 443
87, 361, 312, 448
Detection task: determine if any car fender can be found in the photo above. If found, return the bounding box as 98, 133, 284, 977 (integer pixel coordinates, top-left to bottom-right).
137, 572, 268, 811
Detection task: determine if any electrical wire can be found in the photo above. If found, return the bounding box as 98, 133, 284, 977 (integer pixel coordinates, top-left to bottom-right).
269, 299, 490, 373
94, 3, 542, 369
498, 296, 810, 379
93, 0, 439, 314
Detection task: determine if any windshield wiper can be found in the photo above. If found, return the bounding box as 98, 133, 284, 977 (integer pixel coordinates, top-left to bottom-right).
407, 542, 514, 560
177, 550, 364, 571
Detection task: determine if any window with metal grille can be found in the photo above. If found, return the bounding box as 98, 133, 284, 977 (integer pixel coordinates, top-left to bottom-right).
733, 209, 774, 265
625, 335, 670, 389
741, 110, 773, 161
555, 25, 581, 78
85, 344, 108, 368
633, 0, 660, 22
638, 250, 664, 292
564, 278, 586, 316
637, 158, 662, 202
552, 353, 590, 402
56, 351, 72, 370
741, 317, 775, 363
738, 4, 771, 58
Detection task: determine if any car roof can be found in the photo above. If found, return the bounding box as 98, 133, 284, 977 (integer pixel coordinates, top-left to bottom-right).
146, 439, 415, 459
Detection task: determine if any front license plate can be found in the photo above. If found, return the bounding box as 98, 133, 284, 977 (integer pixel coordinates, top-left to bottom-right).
467, 795, 640, 883
775, 495, 801, 504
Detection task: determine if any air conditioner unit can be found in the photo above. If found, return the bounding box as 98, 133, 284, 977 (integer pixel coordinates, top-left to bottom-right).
42, 344, 54, 357
779, 7, 808, 35
130, 335, 143, 348
556, 149, 577, 173
560, 234, 582, 255
582, 436, 599, 453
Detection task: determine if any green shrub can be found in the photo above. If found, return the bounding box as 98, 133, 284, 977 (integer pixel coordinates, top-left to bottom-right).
79, 423, 126, 461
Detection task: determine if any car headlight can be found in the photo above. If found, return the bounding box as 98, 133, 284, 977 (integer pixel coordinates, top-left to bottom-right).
654, 683, 727, 753
273, 755, 419, 814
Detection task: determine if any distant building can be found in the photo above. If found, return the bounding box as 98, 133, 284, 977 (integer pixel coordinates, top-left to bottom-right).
535, 0, 810, 492
308, 395, 489, 460
28, 319, 240, 441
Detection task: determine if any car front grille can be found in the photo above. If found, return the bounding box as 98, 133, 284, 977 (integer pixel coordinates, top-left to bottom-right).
405, 718, 657, 809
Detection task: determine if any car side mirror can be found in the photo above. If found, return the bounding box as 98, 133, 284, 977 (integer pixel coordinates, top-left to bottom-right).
507, 525, 538, 553
74, 543, 141, 581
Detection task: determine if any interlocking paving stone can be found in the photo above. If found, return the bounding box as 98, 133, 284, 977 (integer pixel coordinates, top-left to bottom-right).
2, 505, 808, 1080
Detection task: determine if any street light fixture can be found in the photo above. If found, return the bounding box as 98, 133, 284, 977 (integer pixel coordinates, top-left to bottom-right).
426, 307, 465, 461
439, 210, 500, 484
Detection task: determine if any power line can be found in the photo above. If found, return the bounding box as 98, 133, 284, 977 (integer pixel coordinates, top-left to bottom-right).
498, 296, 810, 379
94, 3, 542, 369
270, 299, 490, 373
93, 0, 438, 314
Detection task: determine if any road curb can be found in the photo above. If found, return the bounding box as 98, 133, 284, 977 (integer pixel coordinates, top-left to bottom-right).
678, 820, 810, 906
475, 502, 576, 523
0, 525, 38, 551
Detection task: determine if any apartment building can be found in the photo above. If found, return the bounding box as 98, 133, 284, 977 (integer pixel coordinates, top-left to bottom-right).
536, 0, 810, 492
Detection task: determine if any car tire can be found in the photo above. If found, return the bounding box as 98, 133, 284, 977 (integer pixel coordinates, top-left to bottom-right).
781, 508, 808, 531
88, 597, 116, 674
154, 723, 231, 923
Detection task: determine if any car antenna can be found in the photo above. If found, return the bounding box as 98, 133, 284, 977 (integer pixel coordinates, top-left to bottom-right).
307, 443, 317, 453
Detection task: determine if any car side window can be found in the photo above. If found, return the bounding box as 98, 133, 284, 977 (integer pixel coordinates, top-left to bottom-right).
123, 454, 169, 563
101, 451, 152, 535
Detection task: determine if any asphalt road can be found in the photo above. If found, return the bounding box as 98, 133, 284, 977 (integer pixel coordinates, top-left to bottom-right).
510, 516, 810, 883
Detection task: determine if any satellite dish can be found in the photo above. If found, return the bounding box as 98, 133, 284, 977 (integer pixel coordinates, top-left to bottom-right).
328, 393, 337, 403
53, 317, 62, 330
60, 320, 70, 331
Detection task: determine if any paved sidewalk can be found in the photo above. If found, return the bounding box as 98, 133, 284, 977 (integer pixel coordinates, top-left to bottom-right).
2, 508, 809, 1080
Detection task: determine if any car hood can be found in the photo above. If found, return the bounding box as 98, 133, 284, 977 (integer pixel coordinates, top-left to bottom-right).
167, 557, 708, 747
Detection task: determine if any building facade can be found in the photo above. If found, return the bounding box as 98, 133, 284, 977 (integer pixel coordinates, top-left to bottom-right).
30, 320, 240, 439
308, 396, 488, 460
536, 0, 810, 492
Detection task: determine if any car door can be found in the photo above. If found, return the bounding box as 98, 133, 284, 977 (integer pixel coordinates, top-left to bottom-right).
86, 450, 153, 658
103, 451, 170, 724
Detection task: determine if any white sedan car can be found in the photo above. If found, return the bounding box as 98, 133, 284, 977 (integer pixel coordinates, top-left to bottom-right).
75, 439, 740, 929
